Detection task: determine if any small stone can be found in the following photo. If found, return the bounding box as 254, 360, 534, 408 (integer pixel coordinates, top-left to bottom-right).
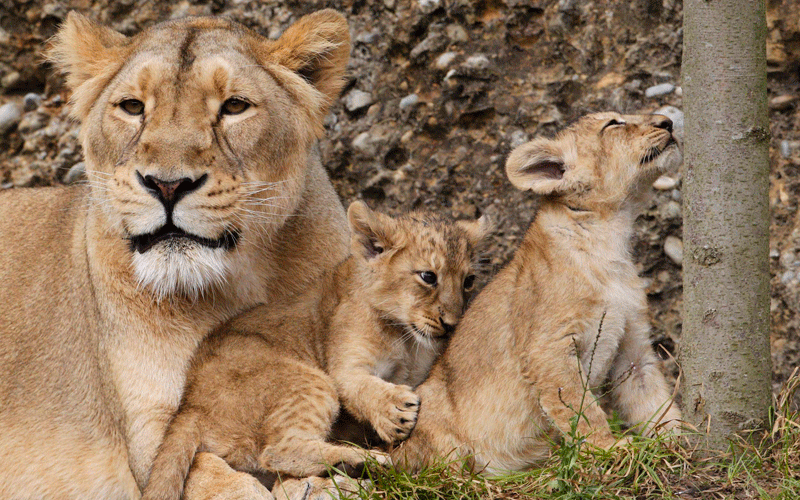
464, 54, 490, 70
781, 270, 796, 285
384, 0, 395, 8
18, 112, 48, 134
781, 140, 792, 158
435, 52, 457, 70
653, 175, 677, 190
509, 130, 529, 148
779, 250, 796, 268
1, 71, 20, 90
0, 102, 22, 135
445, 24, 468, 43
769, 95, 797, 111
664, 236, 683, 267
663, 200, 681, 220
645, 83, 675, 98
344, 90, 374, 113
674, 86, 683, 97
400, 130, 413, 143
23, 93, 42, 112
63, 162, 86, 184
399, 94, 419, 110
770, 248, 780, 259
418, 0, 441, 14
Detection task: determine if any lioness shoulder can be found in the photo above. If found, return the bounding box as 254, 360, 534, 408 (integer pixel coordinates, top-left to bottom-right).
0, 10, 351, 499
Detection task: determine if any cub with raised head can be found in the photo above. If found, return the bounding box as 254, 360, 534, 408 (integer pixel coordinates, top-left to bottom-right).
0, 10, 351, 499
143, 201, 489, 500
392, 112, 683, 473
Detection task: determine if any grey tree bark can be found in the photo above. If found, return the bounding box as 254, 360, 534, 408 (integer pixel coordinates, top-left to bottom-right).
680, 0, 771, 450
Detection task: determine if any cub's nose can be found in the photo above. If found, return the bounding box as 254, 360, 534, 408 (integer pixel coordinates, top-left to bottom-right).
440, 317, 457, 336
137, 172, 208, 206
653, 117, 673, 133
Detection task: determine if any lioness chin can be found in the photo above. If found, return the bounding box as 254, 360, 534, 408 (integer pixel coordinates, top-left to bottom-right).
391, 112, 683, 474
0, 10, 351, 500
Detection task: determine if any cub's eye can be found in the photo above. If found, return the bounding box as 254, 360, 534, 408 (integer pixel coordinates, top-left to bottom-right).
601, 119, 625, 131
220, 97, 250, 116
119, 99, 144, 116
463, 274, 476, 291
418, 271, 437, 286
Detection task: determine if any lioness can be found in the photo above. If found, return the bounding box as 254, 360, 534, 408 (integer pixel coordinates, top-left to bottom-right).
391, 112, 683, 473
0, 10, 351, 499
143, 201, 489, 500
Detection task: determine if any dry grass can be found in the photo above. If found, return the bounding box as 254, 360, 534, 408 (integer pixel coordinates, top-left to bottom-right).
346, 369, 800, 500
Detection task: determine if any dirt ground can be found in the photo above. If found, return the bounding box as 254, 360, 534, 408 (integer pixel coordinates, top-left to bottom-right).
1, 0, 799, 403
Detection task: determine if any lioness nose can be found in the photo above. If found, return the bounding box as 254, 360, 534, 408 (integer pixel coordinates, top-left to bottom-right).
653, 117, 673, 133
137, 172, 208, 206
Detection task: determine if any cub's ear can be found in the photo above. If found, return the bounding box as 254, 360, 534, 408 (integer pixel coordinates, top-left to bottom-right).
267, 9, 350, 105
347, 201, 396, 260
505, 138, 568, 195
47, 11, 129, 92
457, 214, 493, 248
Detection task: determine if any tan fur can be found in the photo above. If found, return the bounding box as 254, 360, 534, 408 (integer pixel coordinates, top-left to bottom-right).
0, 10, 351, 499
392, 112, 683, 474
142, 202, 489, 500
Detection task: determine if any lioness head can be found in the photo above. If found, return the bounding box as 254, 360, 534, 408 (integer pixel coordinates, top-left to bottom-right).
347, 201, 491, 343
48, 10, 350, 299
505, 112, 681, 213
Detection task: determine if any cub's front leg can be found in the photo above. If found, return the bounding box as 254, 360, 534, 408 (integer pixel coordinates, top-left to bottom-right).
522, 335, 618, 449
336, 365, 420, 443
329, 315, 420, 443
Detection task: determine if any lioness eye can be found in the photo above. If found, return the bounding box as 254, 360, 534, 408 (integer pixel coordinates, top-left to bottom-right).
119, 99, 144, 116
463, 275, 476, 291
418, 271, 437, 286
221, 98, 250, 116
601, 119, 624, 131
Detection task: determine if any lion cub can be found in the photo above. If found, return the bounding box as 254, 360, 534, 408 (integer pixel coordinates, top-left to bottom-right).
143, 201, 489, 499
392, 112, 683, 474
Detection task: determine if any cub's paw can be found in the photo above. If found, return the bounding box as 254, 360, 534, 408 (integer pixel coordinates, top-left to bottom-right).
372, 384, 420, 443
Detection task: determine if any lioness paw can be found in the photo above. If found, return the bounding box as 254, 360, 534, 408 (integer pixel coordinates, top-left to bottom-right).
372, 385, 419, 443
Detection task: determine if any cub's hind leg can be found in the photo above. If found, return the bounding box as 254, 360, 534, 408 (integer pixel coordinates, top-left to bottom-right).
258, 362, 379, 479
608, 323, 682, 434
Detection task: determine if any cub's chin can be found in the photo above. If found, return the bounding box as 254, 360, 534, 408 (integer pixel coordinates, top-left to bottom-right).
132, 239, 230, 301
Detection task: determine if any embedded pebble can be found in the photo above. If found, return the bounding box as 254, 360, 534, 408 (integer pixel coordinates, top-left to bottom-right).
769, 94, 797, 110
344, 90, 374, 113
653, 175, 678, 190
645, 83, 675, 98
445, 24, 468, 43
664, 236, 683, 266
780, 250, 796, 268
23, 93, 42, 112
399, 94, 419, 110
18, 112, 48, 134
418, 0, 441, 14
464, 54, 490, 70
781, 140, 792, 158
63, 162, 86, 184
509, 130, 529, 148
663, 200, 681, 220
0, 102, 22, 135
435, 52, 457, 70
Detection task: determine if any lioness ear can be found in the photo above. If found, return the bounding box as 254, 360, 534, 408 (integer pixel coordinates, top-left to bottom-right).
347, 201, 396, 260
268, 9, 350, 105
47, 11, 129, 92
505, 139, 567, 194
457, 214, 493, 248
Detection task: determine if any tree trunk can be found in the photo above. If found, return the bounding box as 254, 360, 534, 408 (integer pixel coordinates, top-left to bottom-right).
680, 0, 771, 450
